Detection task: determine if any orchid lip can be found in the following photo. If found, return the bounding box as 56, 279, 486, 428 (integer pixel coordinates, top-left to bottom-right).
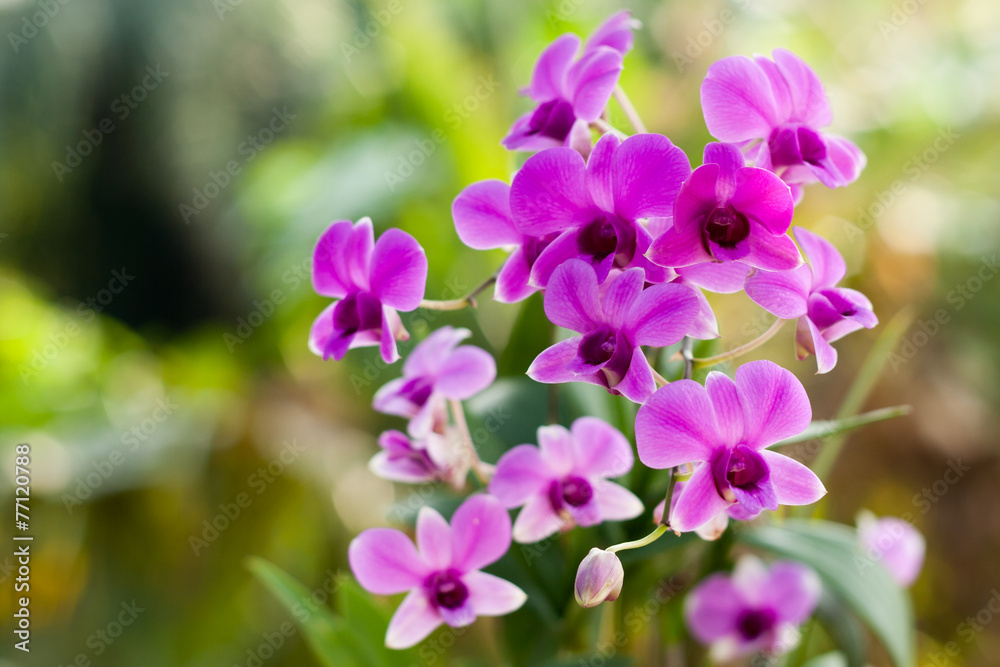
736, 608, 776, 641
548, 476, 594, 512
426, 570, 469, 611
528, 98, 577, 142
704, 206, 750, 251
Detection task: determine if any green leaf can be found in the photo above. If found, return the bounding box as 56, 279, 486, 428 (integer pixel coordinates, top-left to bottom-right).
247, 557, 366, 667
773, 405, 911, 447
803, 652, 849, 667
740, 520, 914, 667
813, 592, 867, 667
338, 578, 420, 667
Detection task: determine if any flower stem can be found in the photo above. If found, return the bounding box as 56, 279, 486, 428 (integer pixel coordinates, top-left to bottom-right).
448, 399, 492, 485
419, 274, 497, 311
658, 467, 678, 529
651, 368, 670, 387
681, 336, 695, 380
691, 318, 785, 370
612, 86, 647, 134
590, 118, 629, 139
607, 524, 670, 554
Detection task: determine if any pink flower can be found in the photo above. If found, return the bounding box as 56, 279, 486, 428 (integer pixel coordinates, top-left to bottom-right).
373, 326, 496, 438
349, 495, 526, 649
369, 429, 471, 489
488, 417, 643, 543
502, 11, 639, 151
700, 49, 866, 198
310, 217, 427, 364
745, 227, 877, 373
527, 260, 700, 404
636, 360, 826, 532
857, 511, 925, 587
685, 556, 821, 660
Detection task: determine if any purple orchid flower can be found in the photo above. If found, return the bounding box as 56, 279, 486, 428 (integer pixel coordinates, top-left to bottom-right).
369, 429, 471, 490
349, 494, 526, 649
647, 142, 800, 272
652, 477, 730, 541
685, 556, 821, 660
373, 326, 496, 438
527, 260, 700, 404
701, 49, 866, 198
857, 511, 925, 587
310, 217, 428, 364
636, 360, 826, 531
513, 133, 692, 288
489, 417, 644, 543
502, 11, 638, 152
745, 226, 877, 374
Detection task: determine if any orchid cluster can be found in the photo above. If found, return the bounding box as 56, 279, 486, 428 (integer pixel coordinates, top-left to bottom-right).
307, 11, 923, 663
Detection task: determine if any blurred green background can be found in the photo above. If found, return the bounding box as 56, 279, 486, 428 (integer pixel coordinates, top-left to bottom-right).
1, 0, 998, 665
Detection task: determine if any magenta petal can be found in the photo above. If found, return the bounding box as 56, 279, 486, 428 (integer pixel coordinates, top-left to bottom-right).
743, 223, 802, 271
511, 148, 593, 236
705, 371, 744, 446
530, 228, 590, 288
490, 444, 553, 508
687, 286, 721, 339
526, 33, 580, 100
647, 224, 714, 269
370, 229, 428, 311
772, 48, 832, 127
676, 262, 750, 294
543, 259, 603, 332
584, 10, 638, 55
602, 267, 645, 329
766, 560, 822, 624
670, 460, 731, 532
571, 416, 633, 478
744, 265, 811, 319
636, 380, 719, 468
349, 528, 428, 595
308, 303, 337, 358
452, 180, 519, 250
379, 308, 404, 364
438, 600, 476, 628
824, 134, 867, 186
416, 506, 453, 571
537, 424, 575, 477
614, 346, 656, 404
527, 337, 592, 385
312, 220, 361, 297
673, 163, 722, 234
512, 493, 563, 543
450, 495, 512, 572
403, 325, 469, 377
701, 55, 779, 142
794, 226, 846, 289
800, 317, 838, 373
495, 247, 538, 303
385, 589, 442, 649
760, 451, 826, 506
436, 346, 496, 400
567, 46, 623, 121
731, 167, 794, 235
464, 571, 527, 616
684, 573, 741, 642
734, 360, 812, 449
627, 282, 700, 346
592, 479, 644, 520
587, 133, 619, 213
613, 134, 692, 221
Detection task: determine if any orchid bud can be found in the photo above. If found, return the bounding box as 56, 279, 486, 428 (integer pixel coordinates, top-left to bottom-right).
856, 510, 926, 587
574, 548, 625, 608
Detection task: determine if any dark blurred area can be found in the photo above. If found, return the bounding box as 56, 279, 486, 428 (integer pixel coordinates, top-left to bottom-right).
0, 0, 998, 665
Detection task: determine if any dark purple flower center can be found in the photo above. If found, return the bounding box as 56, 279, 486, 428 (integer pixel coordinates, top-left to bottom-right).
712, 445, 778, 516
332, 292, 383, 338
528, 99, 577, 142
548, 476, 594, 511
523, 233, 558, 267
400, 377, 435, 407
578, 217, 619, 260
704, 206, 750, 250
426, 570, 469, 610
725, 446, 768, 488
736, 608, 776, 641
579, 325, 617, 367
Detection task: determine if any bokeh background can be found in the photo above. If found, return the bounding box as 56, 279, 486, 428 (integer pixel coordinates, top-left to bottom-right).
1, 0, 999, 665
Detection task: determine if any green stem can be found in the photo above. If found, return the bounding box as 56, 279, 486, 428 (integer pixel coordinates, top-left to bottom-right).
607, 524, 670, 554
612, 86, 647, 134
692, 318, 785, 369
590, 118, 629, 139
419, 273, 497, 311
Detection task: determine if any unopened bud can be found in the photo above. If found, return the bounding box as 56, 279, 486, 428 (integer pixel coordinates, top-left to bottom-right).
574, 548, 624, 608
